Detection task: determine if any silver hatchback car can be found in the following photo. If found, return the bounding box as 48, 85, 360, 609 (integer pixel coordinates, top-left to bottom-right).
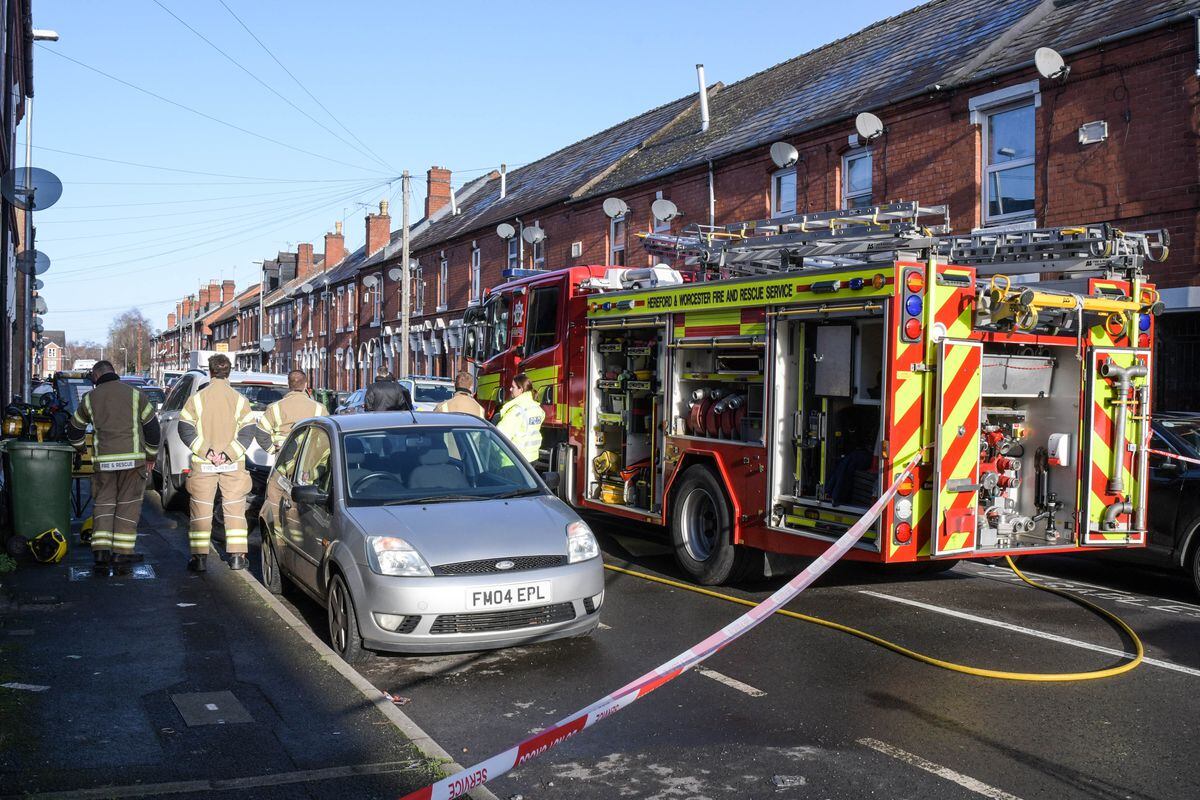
258, 412, 604, 662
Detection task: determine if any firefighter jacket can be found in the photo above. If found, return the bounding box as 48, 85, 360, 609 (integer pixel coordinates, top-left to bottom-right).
255, 391, 326, 453
177, 378, 258, 469
434, 391, 485, 419
496, 391, 545, 462
67, 373, 161, 467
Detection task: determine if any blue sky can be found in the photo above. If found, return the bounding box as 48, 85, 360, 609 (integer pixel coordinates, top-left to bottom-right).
35, 0, 921, 342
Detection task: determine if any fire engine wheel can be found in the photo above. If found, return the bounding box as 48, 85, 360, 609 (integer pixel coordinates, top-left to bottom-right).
671, 465, 758, 586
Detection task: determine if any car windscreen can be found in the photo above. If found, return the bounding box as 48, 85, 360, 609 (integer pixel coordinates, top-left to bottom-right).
140, 387, 166, 405
342, 425, 541, 505
56, 378, 91, 413
1159, 419, 1200, 458
413, 383, 454, 404
232, 382, 286, 411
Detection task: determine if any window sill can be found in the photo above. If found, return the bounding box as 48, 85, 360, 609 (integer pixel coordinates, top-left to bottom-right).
436, 305, 448, 313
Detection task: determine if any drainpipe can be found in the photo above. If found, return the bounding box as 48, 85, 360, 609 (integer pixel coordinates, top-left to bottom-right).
706, 159, 716, 226
696, 64, 711, 133
1098, 359, 1148, 494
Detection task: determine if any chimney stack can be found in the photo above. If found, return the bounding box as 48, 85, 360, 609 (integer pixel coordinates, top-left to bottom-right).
167, 312, 176, 329
325, 222, 346, 268
222, 279, 235, 304
175, 301, 183, 323
297, 242, 315, 280
198, 286, 210, 308
183, 297, 194, 319
365, 200, 391, 257
425, 166, 452, 217
208, 281, 221, 307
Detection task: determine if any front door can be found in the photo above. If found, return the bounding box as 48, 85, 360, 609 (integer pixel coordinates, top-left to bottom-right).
291, 427, 334, 591
931, 339, 982, 556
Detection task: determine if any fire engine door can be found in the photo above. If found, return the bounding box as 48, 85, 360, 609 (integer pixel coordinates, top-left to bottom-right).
1082, 348, 1150, 545
931, 339, 982, 556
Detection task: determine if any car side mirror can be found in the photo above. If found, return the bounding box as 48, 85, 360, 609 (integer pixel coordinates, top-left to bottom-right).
543, 472, 561, 491
1155, 459, 1182, 474
292, 484, 330, 506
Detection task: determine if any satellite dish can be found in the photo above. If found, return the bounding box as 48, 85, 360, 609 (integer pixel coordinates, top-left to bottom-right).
300, 283, 314, 295
260, 335, 276, 353
1, 167, 63, 211
31, 319, 43, 333
769, 142, 799, 169
32, 278, 43, 290
387, 267, 402, 282
855, 112, 886, 142
496, 223, 516, 240
602, 197, 629, 219
16, 250, 49, 276
1035, 47, 1069, 80
33, 295, 47, 315
651, 198, 680, 223
362, 274, 378, 288
522, 225, 545, 244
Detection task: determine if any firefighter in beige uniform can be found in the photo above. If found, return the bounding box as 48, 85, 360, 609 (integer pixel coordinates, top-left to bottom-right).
433, 371, 485, 418
177, 354, 259, 572
67, 361, 160, 576
255, 370, 326, 469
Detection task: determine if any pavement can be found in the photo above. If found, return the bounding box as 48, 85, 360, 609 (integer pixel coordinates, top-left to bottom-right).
0, 491, 445, 800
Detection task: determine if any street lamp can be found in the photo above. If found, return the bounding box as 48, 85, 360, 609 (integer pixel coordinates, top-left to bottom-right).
119, 346, 128, 375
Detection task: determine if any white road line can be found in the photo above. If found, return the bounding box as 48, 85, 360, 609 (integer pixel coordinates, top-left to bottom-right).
860, 590, 1200, 678
858, 738, 1024, 800
963, 562, 1200, 613
696, 668, 766, 697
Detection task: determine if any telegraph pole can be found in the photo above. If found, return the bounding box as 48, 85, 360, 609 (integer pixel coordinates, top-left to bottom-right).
400, 171, 411, 377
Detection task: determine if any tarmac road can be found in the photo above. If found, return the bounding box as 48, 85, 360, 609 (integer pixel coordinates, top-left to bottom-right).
230, 509, 1200, 800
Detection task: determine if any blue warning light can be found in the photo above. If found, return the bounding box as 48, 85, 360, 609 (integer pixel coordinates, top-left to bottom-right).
905, 296, 923, 317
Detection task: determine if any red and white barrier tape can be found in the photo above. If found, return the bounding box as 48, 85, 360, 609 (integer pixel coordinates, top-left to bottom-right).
400, 455, 923, 800
1147, 447, 1200, 466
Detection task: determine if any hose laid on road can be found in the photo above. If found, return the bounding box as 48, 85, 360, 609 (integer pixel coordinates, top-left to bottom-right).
604, 554, 1144, 682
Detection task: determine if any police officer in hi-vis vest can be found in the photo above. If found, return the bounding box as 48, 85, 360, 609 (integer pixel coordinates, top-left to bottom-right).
177, 354, 259, 572
67, 361, 161, 576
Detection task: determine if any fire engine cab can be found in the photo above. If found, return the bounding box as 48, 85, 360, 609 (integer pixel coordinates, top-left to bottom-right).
463, 201, 1167, 585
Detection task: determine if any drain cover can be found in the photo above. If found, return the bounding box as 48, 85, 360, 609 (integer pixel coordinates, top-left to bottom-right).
171, 691, 253, 726
69, 564, 157, 581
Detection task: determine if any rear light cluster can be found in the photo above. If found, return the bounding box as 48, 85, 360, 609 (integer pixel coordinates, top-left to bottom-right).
900, 269, 925, 343
893, 473, 914, 544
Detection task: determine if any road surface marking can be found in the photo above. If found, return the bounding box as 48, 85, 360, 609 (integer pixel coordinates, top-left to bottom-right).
860, 590, 1200, 678
696, 668, 766, 697
962, 562, 1200, 616
858, 738, 1024, 800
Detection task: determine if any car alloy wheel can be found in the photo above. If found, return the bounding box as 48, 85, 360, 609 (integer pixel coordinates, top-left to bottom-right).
326, 574, 369, 664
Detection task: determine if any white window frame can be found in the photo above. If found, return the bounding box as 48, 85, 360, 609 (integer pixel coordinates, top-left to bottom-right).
370, 273, 382, 327
413, 264, 424, 316
532, 220, 545, 269
293, 300, 302, 337
771, 168, 797, 218
842, 149, 873, 209
470, 243, 482, 305
609, 214, 626, 266
506, 237, 519, 270
438, 254, 448, 312
307, 295, 314, 336
653, 190, 671, 233
970, 80, 1040, 227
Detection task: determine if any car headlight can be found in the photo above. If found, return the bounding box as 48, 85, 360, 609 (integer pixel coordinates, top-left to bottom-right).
567, 520, 600, 563
367, 536, 432, 577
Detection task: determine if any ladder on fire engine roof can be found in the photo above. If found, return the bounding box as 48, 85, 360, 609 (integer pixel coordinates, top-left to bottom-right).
638, 200, 1169, 279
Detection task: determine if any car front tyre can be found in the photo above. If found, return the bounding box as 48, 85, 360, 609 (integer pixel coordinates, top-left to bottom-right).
327, 573, 370, 665
1190, 537, 1200, 599
158, 453, 186, 512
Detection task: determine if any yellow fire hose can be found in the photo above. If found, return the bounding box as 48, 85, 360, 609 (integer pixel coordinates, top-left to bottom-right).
604, 555, 1143, 682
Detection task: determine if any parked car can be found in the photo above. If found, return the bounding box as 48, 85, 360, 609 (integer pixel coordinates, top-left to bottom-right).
1099, 413, 1200, 596
153, 369, 289, 519
138, 385, 166, 412
335, 388, 365, 415
120, 376, 151, 388
400, 376, 455, 411
257, 412, 604, 662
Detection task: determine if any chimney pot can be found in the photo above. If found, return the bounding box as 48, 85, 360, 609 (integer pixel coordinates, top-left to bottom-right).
380, 199, 389, 216
335, 220, 343, 236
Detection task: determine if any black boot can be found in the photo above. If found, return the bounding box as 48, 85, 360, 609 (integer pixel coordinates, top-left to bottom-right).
187, 554, 207, 573
92, 549, 111, 577
228, 554, 248, 571
112, 553, 134, 576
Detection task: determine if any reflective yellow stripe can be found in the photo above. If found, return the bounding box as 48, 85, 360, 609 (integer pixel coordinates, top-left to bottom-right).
131, 389, 142, 456
93, 452, 144, 462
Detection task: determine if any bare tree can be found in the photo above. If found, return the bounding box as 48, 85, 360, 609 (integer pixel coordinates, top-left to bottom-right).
63, 339, 104, 365
106, 309, 155, 375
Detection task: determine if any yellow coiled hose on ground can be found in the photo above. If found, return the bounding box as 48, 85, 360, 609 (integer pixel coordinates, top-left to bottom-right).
604, 555, 1143, 682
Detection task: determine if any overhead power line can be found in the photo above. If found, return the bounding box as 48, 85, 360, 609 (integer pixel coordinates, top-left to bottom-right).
151, 0, 393, 173
38, 45, 391, 175
216, 0, 397, 173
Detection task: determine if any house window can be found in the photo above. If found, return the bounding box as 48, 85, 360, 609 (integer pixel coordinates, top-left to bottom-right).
470, 245, 482, 304
653, 190, 671, 233
971, 80, 1039, 226
842, 150, 872, 209
506, 238, 519, 270
532, 222, 545, 269
307, 296, 314, 335
371, 275, 382, 326
609, 215, 626, 266
771, 168, 796, 217
293, 300, 302, 337
413, 265, 424, 316
438, 255, 448, 312
348, 285, 356, 328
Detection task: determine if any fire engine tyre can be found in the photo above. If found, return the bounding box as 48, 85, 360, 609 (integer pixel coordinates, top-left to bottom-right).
671, 465, 759, 586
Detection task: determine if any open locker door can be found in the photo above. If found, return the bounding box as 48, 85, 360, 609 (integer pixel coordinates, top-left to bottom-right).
931, 339, 982, 557
1083, 348, 1150, 546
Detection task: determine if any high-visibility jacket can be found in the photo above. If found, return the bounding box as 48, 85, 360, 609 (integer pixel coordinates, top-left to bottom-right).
66, 374, 160, 467
495, 391, 545, 462
434, 391, 485, 419
177, 378, 258, 469
256, 390, 326, 452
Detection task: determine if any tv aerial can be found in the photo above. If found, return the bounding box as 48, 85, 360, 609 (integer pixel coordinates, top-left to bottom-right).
1, 167, 63, 211
769, 142, 799, 169
16, 250, 49, 276
496, 222, 516, 240
522, 224, 546, 245
1035, 47, 1070, 80
602, 197, 629, 219
854, 112, 886, 143
651, 198, 680, 223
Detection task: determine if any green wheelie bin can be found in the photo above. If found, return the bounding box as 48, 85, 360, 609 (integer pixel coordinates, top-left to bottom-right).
2, 441, 75, 541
